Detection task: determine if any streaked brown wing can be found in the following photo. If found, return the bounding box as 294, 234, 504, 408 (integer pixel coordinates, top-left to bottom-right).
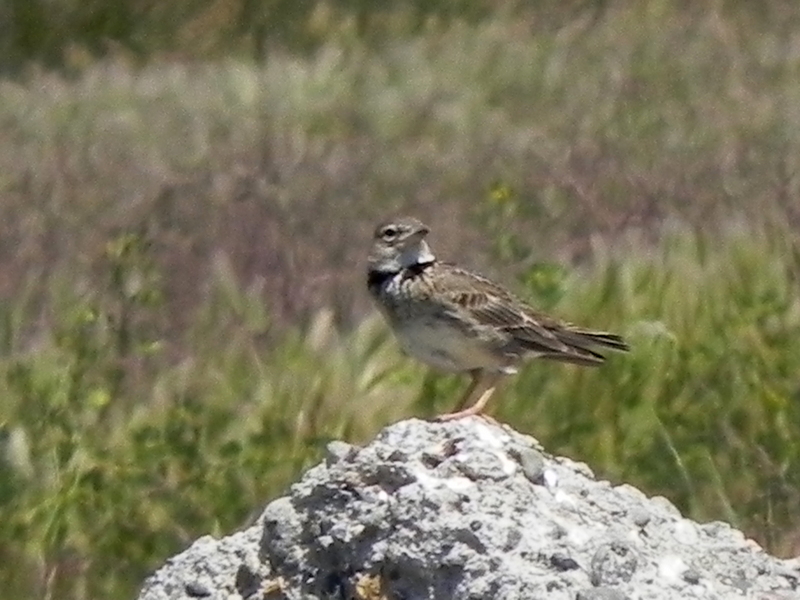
431, 264, 624, 364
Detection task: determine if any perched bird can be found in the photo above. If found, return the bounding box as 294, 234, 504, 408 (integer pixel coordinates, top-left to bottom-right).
366, 216, 629, 421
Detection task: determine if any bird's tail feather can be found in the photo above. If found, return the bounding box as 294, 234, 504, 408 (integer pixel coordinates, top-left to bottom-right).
540, 328, 629, 366
571, 330, 629, 352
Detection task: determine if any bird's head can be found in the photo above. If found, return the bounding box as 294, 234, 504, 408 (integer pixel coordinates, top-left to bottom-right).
368, 216, 435, 273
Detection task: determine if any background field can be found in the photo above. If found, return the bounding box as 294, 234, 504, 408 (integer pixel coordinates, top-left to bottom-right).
2, 1, 800, 598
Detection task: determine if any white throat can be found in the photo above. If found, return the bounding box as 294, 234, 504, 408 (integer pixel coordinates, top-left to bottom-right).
399, 240, 435, 268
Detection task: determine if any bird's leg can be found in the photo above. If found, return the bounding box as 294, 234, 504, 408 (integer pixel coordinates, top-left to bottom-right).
452, 369, 481, 412
436, 370, 504, 422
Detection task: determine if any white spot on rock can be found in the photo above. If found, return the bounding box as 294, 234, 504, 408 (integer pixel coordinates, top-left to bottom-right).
565, 523, 592, 546
658, 554, 688, 582
474, 421, 508, 448
410, 466, 474, 493
553, 489, 576, 507
445, 476, 475, 493
493, 449, 518, 476
543, 468, 559, 489
673, 520, 699, 545
412, 467, 442, 490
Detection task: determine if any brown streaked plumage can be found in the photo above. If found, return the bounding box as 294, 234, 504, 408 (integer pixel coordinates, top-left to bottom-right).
366, 216, 629, 421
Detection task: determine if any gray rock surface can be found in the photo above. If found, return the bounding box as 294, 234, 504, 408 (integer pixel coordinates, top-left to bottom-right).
137, 418, 800, 600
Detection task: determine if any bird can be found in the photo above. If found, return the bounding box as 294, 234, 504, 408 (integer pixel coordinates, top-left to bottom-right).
366, 216, 629, 421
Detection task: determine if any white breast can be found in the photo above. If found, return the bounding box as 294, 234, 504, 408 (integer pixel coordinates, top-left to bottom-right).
393, 317, 511, 373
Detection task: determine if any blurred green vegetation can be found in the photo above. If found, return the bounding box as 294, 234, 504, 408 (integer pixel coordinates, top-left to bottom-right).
1, 0, 513, 72
3, 0, 800, 72
2, 0, 800, 598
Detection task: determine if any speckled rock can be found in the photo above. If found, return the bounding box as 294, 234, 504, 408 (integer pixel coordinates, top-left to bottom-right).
137, 418, 800, 600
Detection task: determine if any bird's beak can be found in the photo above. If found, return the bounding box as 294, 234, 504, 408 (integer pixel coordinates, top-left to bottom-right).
397, 222, 430, 247
410, 224, 430, 239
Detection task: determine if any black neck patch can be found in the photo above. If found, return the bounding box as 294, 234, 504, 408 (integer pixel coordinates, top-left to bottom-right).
367, 260, 435, 293
367, 269, 396, 292
402, 260, 434, 279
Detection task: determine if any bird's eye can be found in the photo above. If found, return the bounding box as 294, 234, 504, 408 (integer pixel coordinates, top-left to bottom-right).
380, 226, 399, 240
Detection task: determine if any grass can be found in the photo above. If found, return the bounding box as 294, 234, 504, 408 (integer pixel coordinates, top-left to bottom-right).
2, 2, 800, 598
4, 223, 800, 599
